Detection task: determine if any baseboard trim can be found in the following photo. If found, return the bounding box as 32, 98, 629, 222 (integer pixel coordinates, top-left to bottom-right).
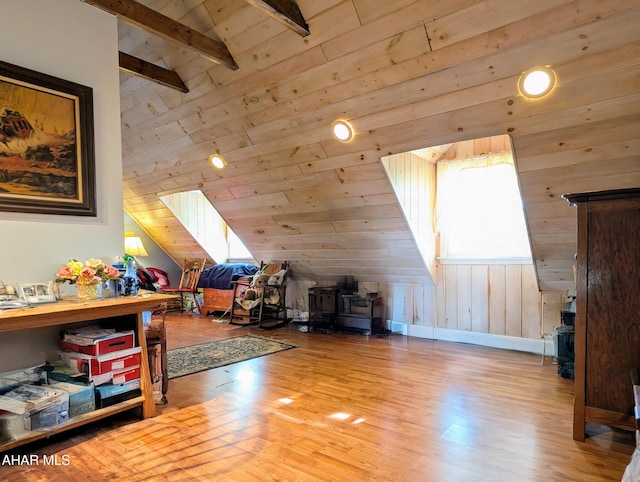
387, 321, 554, 356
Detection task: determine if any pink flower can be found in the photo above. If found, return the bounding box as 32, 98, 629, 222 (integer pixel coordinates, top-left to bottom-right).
103, 265, 120, 279
56, 266, 75, 280
76, 267, 100, 285
79, 267, 97, 278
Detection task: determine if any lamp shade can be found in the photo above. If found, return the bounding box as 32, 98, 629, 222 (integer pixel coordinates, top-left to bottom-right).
124, 235, 149, 257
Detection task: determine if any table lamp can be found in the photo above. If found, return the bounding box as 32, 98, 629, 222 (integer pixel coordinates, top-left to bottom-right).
124, 232, 149, 257
123, 232, 148, 295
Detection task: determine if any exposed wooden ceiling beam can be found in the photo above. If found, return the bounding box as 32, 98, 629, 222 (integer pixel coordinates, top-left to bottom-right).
246, 0, 310, 37
118, 51, 189, 93
83, 0, 238, 70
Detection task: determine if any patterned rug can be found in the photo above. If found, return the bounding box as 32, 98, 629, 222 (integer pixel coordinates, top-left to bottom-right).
167, 334, 296, 379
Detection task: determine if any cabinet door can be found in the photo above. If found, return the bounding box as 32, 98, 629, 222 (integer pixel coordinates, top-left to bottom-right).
585, 203, 640, 413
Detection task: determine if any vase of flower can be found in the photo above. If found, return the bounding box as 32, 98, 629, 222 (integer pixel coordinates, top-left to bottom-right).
77, 282, 103, 300
56, 258, 121, 300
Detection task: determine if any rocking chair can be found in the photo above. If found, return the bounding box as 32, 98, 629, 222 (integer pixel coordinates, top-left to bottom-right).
229, 261, 290, 329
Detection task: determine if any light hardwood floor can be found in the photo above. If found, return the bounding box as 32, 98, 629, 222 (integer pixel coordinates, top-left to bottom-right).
1, 313, 635, 481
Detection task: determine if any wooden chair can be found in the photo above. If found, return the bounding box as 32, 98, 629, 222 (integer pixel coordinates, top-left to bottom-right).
162, 258, 207, 314
144, 303, 168, 404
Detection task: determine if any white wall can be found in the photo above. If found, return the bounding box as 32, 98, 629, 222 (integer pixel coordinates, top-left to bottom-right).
0, 0, 122, 370
0, 0, 122, 291
124, 211, 183, 286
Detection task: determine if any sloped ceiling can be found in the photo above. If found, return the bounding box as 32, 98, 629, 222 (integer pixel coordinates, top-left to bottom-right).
111, 0, 640, 291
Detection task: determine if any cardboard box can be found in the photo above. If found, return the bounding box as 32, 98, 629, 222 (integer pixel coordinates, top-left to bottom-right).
95, 389, 142, 409
0, 384, 69, 431
58, 347, 142, 377
63, 327, 116, 341
0, 410, 28, 442
48, 364, 90, 385
49, 380, 95, 418
49, 358, 140, 387
95, 378, 140, 399
95, 379, 141, 409
29, 405, 68, 430
111, 366, 140, 385
75, 365, 140, 387
60, 329, 135, 356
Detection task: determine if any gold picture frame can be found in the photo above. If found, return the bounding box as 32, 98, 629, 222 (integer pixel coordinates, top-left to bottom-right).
0, 60, 96, 216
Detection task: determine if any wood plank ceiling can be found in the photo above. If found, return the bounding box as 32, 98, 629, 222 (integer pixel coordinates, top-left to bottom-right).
101, 0, 640, 291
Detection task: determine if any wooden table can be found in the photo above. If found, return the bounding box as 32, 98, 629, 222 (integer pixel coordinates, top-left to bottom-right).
0, 293, 176, 452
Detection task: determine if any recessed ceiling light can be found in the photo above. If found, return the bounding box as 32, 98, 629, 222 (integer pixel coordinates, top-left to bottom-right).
209, 153, 226, 169
332, 120, 354, 142
518, 66, 557, 99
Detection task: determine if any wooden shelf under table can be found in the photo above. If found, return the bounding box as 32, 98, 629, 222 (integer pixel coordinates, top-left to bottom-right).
0, 293, 177, 453
0, 397, 144, 452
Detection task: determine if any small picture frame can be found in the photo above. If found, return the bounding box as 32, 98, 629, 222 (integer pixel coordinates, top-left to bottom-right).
18, 281, 57, 304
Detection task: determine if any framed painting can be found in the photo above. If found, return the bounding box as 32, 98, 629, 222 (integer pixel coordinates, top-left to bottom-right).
0, 60, 96, 216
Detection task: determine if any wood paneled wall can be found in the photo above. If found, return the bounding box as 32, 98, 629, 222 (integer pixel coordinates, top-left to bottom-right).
289, 262, 560, 341
382, 152, 437, 281
436, 263, 541, 337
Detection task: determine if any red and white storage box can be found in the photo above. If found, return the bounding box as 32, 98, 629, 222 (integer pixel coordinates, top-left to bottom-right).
80, 365, 140, 387
57, 347, 141, 377
60, 327, 135, 356
51, 351, 141, 386
110, 366, 140, 385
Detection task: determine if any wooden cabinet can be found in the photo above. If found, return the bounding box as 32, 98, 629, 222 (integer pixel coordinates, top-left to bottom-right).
308, 287, 338, 332
336, 294, 385, 335
0, 294, 176, 452
564, 188, 640, 441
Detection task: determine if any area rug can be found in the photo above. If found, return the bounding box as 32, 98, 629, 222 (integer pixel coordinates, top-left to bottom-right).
167, 334, 296, 379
